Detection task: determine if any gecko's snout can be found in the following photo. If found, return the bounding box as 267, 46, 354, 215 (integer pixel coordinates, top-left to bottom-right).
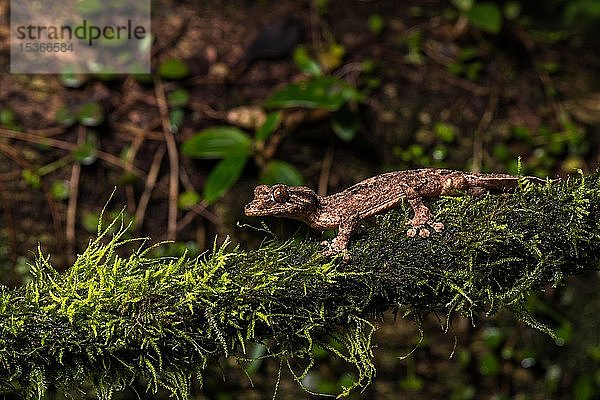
244, 199, 262, 216
244, 185, 273, 216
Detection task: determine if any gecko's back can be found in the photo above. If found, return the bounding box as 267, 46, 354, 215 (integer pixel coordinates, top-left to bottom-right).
323, 168, 527, 219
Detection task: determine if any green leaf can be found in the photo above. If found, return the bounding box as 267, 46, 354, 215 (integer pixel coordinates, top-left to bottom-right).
81, 211, 99, 233
368, 14, 385, 35
466, 2, 502, 34
133, 72, 153, 84
451, 0, 474, 12
264, 76, 362, 111
77, 102, 104, 127
55, 107, 76, 126
332, 104, 359, 142
182, 126, 252, 159
399, 376, 424, 391
169, 108, 185, 133
159, 59, 190, 80
564, 1, 600, 25
167, 89, 190, 107
0, 108, 15, 126
22, 169, 41, 189
203, 155, 248, 204
574, 374, 594, 400
260, 160, 304, 186
51, 180, 70, 201
318, 43, 346, 71
479, 353, 500, 376
434, 122, 457, 143
458, 47, 479, 61
0, 108, 20, 130
72, 143, 97, 165
405, 32, 425, 65
178, 190, 201, 210
60, 67, 85, 88
503, 1, 521, 20
293, 46, 322, 76
482, 327, 504, 349
255, 111, 282, 141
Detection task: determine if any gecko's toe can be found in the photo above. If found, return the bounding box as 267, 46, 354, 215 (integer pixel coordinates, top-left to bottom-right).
407, 228, 418, 237
320, 240, 350, 261
322, 247, 351, 262
342, 251, 352, 262
431, 222, 444, 232
419, 228, 430, 238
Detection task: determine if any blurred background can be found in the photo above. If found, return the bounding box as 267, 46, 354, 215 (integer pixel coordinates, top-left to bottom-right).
0, 0, 599, 398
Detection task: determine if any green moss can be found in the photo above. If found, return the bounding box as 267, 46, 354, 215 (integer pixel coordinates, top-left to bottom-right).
1, 173, 599, 398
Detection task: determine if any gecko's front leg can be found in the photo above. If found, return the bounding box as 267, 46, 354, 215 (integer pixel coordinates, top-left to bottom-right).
404, 187, 444, 238
321, 212, 359, 261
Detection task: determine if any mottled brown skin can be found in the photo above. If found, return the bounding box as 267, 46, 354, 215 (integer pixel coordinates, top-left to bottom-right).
245, 168, 543, 258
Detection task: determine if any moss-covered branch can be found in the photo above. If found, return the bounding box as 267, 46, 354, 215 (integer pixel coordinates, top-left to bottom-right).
1, 173, 599, 398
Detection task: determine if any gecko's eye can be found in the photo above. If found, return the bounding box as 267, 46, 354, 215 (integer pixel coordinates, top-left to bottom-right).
272, 185, 289, 203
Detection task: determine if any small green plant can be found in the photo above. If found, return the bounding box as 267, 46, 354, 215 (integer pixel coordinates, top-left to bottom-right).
158, 58, 190, 80
55, 101, 105, 127
0, 108, 22, 131
182, 49, 363, 203
181, 115, 302, 204
367, 14, 385, 36
451, 0, 503, 34
446, 47, 483, 81
405, 31, 425, 65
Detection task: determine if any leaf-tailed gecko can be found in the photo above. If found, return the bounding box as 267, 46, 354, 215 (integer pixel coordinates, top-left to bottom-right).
245, 169, 543, 257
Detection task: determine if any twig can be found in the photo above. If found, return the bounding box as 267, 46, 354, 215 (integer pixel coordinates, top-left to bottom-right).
66, 128, 84, 262
537, 69, 566, 122
177, 201, 218, 231
154, 77, 179, 241
0, 171, 20, 181
433, 71, 489, 97
318, 143, 334, 196
0, 128, 147, 179
113, 123, 164, 141
179, 157, 196, 193
472, 89, 499, 172
0, 141, 64, 256
123, 128, 145, 215
135, 146, 165, 231
188, 101, 227, 120
28, 126, 66, 137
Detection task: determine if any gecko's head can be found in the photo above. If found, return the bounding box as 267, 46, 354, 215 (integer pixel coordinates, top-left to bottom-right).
245, 184, 318, 220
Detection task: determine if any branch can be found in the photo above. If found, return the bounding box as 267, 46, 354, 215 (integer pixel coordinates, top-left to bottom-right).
1, 173, 599, 398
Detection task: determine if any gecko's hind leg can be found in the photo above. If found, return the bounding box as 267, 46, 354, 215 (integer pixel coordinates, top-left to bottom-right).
405, 190, 444, 238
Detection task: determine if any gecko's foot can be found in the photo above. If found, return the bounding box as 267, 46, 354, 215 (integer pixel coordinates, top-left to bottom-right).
320, 240, 351, 262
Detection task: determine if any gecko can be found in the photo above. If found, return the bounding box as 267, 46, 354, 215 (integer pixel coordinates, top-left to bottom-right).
244, 169, 544, 258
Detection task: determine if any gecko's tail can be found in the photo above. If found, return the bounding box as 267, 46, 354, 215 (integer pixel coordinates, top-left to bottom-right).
466, 173, 546, 191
